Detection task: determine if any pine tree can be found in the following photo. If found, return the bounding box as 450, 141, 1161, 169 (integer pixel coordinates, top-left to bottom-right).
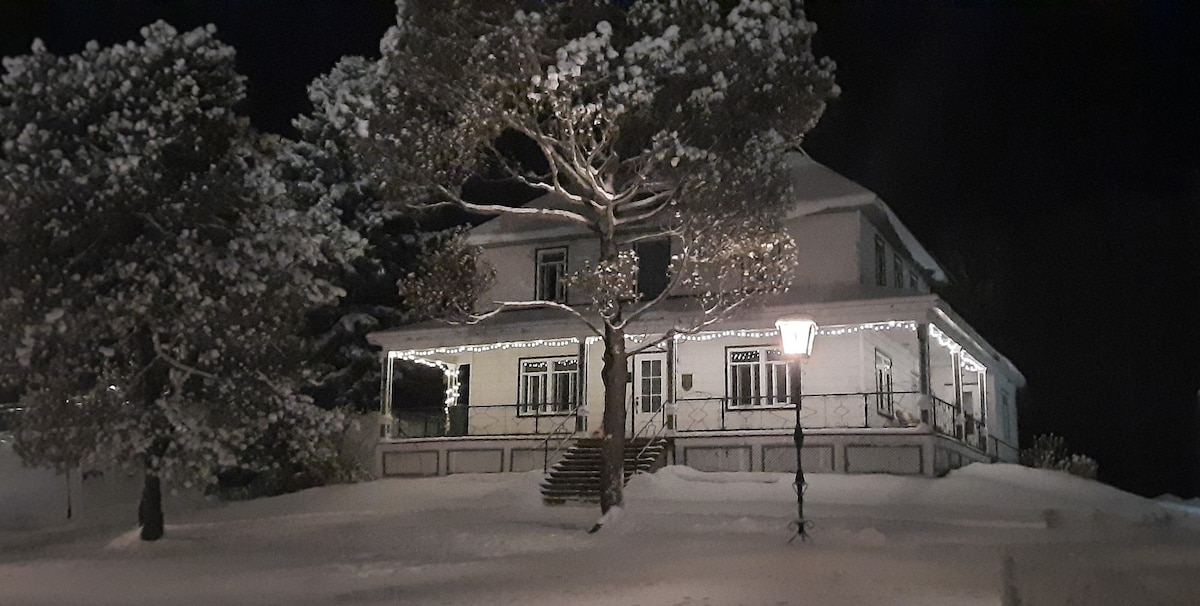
0, 23, 363, 539
348, 0, 837, 520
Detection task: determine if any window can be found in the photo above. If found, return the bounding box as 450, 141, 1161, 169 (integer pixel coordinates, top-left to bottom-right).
893, 254, 904, 288
535, 247, 568, 303
634, 238, 671, 300
874, 236, 887, 286
727, 347, 792, 408
908, 269, 918, 291
874, 350, 894, 414
519, 357, 578, 414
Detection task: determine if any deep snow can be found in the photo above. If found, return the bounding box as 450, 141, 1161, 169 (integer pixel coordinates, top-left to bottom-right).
3, 462, 1200, 605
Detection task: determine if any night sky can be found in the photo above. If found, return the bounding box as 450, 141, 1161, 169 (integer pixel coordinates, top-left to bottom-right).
3, 0, 1198, 498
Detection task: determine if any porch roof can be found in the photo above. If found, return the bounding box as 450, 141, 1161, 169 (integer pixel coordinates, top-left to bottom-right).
366, 295, 1024, 387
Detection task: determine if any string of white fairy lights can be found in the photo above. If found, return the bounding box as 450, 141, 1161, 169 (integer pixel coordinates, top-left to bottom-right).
382, 320, 986, 417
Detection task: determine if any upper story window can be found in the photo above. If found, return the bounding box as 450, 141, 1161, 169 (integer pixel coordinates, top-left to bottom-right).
634, 238, 671, 300
535, 247, 568, 303
518, 356, 578, 415
727, 346, 792, 408
874, 236, 887, 287
909, 269, 919, 291
893, 254, 904, 288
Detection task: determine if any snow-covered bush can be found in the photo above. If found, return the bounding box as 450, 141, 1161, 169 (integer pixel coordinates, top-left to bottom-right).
1020, 434, 1099, 480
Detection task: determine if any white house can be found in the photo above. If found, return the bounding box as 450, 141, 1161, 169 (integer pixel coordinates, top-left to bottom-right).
368, 155, 1025, 479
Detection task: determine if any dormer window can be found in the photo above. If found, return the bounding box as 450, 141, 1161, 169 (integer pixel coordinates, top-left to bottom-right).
535, 247, 568, 303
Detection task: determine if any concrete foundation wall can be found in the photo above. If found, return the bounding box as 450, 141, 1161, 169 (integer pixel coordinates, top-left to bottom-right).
378, 428, 997, 479
378, 436, 569, 477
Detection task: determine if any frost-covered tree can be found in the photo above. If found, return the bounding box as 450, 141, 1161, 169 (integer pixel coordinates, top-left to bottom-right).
0, 23, 363, 540
348, 0, 837, 519
282, 56, 478, 414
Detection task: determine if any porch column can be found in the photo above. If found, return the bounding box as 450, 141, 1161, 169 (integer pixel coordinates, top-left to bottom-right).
917, 323, 932, 427
917, 322, 931, 396
380, 353, 394, 439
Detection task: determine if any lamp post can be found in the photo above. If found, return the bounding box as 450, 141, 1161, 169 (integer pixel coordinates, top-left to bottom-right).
776, 316, 818, 543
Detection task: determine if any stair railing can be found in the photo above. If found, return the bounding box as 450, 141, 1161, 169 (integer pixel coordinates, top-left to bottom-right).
626, 404, 671, 481
540, 404, 582, 473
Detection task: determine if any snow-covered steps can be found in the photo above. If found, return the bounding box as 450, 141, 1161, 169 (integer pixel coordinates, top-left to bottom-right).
541, 437, 668, 505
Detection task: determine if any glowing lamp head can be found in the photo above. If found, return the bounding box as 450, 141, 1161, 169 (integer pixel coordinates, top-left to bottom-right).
776, 316, 818, 357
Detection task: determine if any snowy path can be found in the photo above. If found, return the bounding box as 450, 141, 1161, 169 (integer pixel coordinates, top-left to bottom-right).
3, 465, 1200, 605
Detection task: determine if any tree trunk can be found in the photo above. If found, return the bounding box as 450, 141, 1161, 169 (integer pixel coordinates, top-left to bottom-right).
598, 322, 628, 514
138, 471, 164, 541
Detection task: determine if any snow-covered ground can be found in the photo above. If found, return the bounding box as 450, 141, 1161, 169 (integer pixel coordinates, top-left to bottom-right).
3, 462, 1200, 605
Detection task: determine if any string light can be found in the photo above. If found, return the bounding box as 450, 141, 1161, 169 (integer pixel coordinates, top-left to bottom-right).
388, 337, 582, 359
382, 320, 986, 423
928, 324, 986, 373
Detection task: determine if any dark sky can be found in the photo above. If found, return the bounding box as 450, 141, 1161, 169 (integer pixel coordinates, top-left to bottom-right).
3, 0, 1198, 498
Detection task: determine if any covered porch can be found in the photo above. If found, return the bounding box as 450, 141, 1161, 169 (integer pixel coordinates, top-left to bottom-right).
368, 296, 1023, 477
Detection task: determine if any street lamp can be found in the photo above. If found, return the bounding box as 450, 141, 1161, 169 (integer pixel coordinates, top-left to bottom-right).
776, 316, 817, 543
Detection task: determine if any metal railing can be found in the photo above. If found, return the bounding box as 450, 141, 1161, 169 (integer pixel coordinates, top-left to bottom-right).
389, 403, 582, 439
539, 404, 585, 472
388, 392, 995, 457
627, 405, 672, 480
672, 391, 931, 432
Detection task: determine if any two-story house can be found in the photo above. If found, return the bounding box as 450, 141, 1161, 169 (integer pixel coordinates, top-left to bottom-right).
367, 155, 1025, 479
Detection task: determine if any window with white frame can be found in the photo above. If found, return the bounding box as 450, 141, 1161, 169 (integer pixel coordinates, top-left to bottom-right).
519, 356, 578, 414
535, 247, 568, 303
727, 347, 792, 408
875, 349, 894, 414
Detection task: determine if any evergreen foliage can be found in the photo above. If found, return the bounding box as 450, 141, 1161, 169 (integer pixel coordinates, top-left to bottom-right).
342, 0, 838, 515
0, 23, 364, 536
1020, 433, 1100, 480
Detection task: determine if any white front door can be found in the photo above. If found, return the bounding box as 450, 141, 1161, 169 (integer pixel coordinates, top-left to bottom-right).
628, 352, 667, 436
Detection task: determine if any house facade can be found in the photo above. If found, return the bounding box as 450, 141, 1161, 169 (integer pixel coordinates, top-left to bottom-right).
368, 156, 1025, 478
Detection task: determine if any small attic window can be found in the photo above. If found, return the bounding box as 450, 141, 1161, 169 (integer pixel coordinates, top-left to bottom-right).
535, 247, 568, 303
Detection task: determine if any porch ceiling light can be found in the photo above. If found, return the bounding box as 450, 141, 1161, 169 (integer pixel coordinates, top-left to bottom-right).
775, 316, 818, 357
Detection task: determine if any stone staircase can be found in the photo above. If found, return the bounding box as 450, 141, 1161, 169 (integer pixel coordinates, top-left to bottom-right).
541, 437, 668, 505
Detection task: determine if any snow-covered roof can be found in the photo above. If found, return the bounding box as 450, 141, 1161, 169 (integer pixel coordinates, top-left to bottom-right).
467, 154, 947, 282
784, 154, 947, 283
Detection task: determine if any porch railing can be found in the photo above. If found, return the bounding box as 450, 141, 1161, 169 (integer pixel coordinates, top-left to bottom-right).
387, 392, 995, 455
671, 391, 932, 432
389, 403, 582, 439
925, 394, 988, 452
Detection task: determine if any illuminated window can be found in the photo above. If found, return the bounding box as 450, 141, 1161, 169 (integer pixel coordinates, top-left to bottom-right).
519, 356, 578, 415
535, 247, 568, 303
727, 347, 792, 408
874, 350, 894, 414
